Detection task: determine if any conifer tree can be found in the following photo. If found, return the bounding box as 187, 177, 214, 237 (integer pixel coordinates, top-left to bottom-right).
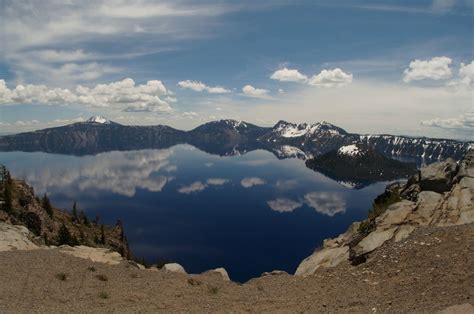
41, 193, 53, 218
100, 224, 106, 244
72, 201, 78, 223
57, 223, 78, 246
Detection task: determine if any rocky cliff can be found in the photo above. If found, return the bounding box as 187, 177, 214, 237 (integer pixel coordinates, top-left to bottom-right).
296, 150, 474, 276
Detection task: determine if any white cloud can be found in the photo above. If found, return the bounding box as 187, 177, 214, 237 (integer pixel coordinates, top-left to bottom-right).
303, 192, 346, 216
0, 78, 174, 113
270, 68, 307, 82
240, 177, 266, 188
182, 111, 199, 119
267, 198, 302, 213
178, 181, 207, 194
178, 80, 230, 94
0, 1, 239, 85
421, 109, 474, 131
242, 85, 269, 98
308, 68, 353, 88
448, 60, 474, 89
403, 56, 453, 82
206, 178, 230, 185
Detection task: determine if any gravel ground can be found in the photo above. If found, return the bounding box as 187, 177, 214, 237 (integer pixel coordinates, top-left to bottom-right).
0, 223, 473, 313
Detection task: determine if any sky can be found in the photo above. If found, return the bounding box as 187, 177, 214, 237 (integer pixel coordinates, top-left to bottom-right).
0, 0, 473, 140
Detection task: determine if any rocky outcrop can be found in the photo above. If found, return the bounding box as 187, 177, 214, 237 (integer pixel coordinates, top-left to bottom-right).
58, 245, 123, 265
163, 263, 187, 274
296, 150, 474, 276
0, 222, 39, 251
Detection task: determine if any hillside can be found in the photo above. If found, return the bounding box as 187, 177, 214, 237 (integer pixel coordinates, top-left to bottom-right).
0, 166, 129, 256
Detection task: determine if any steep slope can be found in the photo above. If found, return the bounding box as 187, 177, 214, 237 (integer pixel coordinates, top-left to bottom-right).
297, 150, 474, 276
0, 167, 129, 256
305, 143, 417, 188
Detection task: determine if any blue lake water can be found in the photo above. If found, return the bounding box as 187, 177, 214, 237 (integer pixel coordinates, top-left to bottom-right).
0, 145, 388, 282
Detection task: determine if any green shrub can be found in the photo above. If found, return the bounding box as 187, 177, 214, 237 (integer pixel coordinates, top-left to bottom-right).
55, 273, 67, 281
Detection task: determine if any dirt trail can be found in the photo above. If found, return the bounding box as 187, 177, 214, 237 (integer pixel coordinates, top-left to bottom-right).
0, 223, 472, 313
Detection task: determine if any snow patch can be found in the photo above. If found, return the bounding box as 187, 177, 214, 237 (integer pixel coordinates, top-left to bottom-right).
86, 116, 110, 124
338, 144, 362, 157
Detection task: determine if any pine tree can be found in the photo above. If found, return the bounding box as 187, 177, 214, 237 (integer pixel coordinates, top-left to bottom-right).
100, 224, 106, 244
72, 201, 78, 223
0, 166, 13, 213
79, 211, 90, 226
41, 193, 53, 218
57, 223, 78, 246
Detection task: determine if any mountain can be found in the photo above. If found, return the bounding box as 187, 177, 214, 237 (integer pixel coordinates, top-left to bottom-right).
0, 118, 186, 155
305, 143, 417, 189
0, 117, 471, 162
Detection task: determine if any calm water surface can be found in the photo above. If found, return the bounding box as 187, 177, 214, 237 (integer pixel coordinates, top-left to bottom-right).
0, 145, 388, 282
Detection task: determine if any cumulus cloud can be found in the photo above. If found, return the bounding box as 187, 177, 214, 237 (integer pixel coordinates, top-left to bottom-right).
303, 192, 346, 216
178, 80, 230, 94
308, 68, 353, 88
206, 178, 230, 185
241, 177, 266, 188
270, 67, 353, 88
270, 68, 307, 82
267, 198, 302, 213
448, 61, 474, 89
421, 109, 474, 131
0, 78, 174, 113
178, 181, 207, 194
403, 56, 453, 82
242, 85, 269, 98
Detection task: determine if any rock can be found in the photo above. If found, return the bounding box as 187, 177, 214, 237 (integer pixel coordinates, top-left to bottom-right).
353, 227, 397, 256
419, 158, 458, 193
58, 245, 123, 265
295, 246, 349, 277
323, 222, 360, 249
394, 225, 415, 242
204, 267, 230, 281
459, 177, 474, 190
123, 260, 145, 270
412, 191, 443, 225
163, 263, 186, 274
400, 183, 421, 201
0, 222, 39, 251
261, 270, 288, 277
376, 200, 415, 228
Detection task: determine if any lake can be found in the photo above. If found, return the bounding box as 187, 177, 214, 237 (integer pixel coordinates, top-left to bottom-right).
0, 144, 388, 282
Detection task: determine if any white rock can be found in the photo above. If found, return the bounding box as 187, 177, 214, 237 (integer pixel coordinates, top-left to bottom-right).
354, 227, 397, 256
295, 246, 349, 277
163, 263, 187, 274
0, 223, 39, 252
205, 267, 230, 281
58, 245, 123, 265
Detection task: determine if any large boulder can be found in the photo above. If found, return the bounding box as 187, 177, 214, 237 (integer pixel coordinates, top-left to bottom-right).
204, 267, 230, 281
352, 227, 397, 257
419, 158, 458, 193
0, 222, 39, 251
295, 246, 349, 277
163, 263, 187, 274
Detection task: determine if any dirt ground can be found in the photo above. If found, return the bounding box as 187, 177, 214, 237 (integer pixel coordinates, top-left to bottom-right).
0, 223, 473, 313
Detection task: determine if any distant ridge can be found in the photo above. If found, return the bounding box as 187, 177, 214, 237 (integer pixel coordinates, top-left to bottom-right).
0, 116, 471, 162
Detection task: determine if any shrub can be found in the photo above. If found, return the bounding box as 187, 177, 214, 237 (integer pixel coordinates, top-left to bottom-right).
95, 274, 108, 281
87, 266, 96, 272
55, 273, 67, 281
99, 292, 109, 299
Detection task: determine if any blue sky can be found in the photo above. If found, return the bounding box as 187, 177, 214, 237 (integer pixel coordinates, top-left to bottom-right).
0, 0, 473, 139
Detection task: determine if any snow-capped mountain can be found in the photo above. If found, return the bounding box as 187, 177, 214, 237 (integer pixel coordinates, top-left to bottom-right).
0, 117, 471, 162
